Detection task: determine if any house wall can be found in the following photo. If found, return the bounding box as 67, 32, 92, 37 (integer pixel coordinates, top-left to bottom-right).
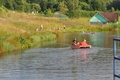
90, 22, 107, 25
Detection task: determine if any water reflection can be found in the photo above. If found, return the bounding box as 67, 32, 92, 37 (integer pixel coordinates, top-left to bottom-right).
71, 49, 90, 80
80, 49, 89, 63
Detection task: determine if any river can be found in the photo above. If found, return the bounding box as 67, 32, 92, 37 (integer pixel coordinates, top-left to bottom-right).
0, 31, 120, 80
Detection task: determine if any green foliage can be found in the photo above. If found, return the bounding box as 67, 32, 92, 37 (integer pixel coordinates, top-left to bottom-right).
101, 1, 107, 11
44, 8, 54, 17
79, 10, 97, 17
0, 0, 3, 7
91, 0, 102, 11
3, 42, 14, 52
23, 3, 31, 12
70, 10, 81, 18
80, 2, 90, 10
31, 33, 56, 43
30, 3, 41, 12
4, 0, 14, 10
40, 0, 47, 11
65, 0, 81, 18
67, 10, 97, 18
58, 1, 68, 14
111, 7, 115, 12
19, 36, 26, 44
107, 1, 120, 11
54, 12, 68, 18
112, 22, 119, 28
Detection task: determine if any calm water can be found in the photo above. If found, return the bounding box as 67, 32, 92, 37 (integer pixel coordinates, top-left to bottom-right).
0, 31, 120, 80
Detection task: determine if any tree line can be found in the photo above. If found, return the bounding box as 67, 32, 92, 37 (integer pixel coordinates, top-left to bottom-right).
0, 0, 120, 18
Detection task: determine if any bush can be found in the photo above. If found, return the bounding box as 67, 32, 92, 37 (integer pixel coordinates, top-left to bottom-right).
31, 33, 56, 43
79, 10, 97, 17
30, 3, 41, 13
44, 8, 54, 17
3, 42, 14, 52
67, 10, 97, 18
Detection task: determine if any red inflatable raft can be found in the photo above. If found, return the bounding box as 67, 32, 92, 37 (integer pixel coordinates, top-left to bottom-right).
71, 41, 91, 49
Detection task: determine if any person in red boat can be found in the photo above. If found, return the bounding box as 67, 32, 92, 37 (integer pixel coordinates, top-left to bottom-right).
72, 38, 79, 45
80, 39, 87, 45
79, 39, 91, 48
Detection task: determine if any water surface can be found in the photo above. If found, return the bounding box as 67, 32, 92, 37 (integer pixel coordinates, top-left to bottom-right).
0, 31, 120, 80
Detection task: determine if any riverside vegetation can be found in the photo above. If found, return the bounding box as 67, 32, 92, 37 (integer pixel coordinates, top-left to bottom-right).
0, 8, 120, 54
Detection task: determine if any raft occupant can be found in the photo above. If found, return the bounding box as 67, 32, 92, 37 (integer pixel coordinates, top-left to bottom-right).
72, 38, 79, 45
79, 39, 91, 48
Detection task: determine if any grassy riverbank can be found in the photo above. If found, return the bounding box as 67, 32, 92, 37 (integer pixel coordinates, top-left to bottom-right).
0, 8, 119, 54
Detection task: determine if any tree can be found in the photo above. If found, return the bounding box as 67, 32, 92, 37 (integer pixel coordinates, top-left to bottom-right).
65, 0, 81, 17
58, 1, 68, 14
47, 0, 57, 12
111, 7, 115, 12
40, 0, 47, 11
13, 0, 25, 11
79, 2, 90, 10
107, 1, 120, 11
4, 0, 15, 10
101, 1, 107, 11
44, 8, 54, 17
91, 0, 102, 11
30, 3, 41, 13
0, 0, 4, 7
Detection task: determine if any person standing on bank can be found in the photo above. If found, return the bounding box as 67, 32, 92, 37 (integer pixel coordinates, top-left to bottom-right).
40, 24, 43, 31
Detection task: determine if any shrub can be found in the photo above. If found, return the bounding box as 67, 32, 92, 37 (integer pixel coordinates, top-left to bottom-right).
3, 42, 14, 52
